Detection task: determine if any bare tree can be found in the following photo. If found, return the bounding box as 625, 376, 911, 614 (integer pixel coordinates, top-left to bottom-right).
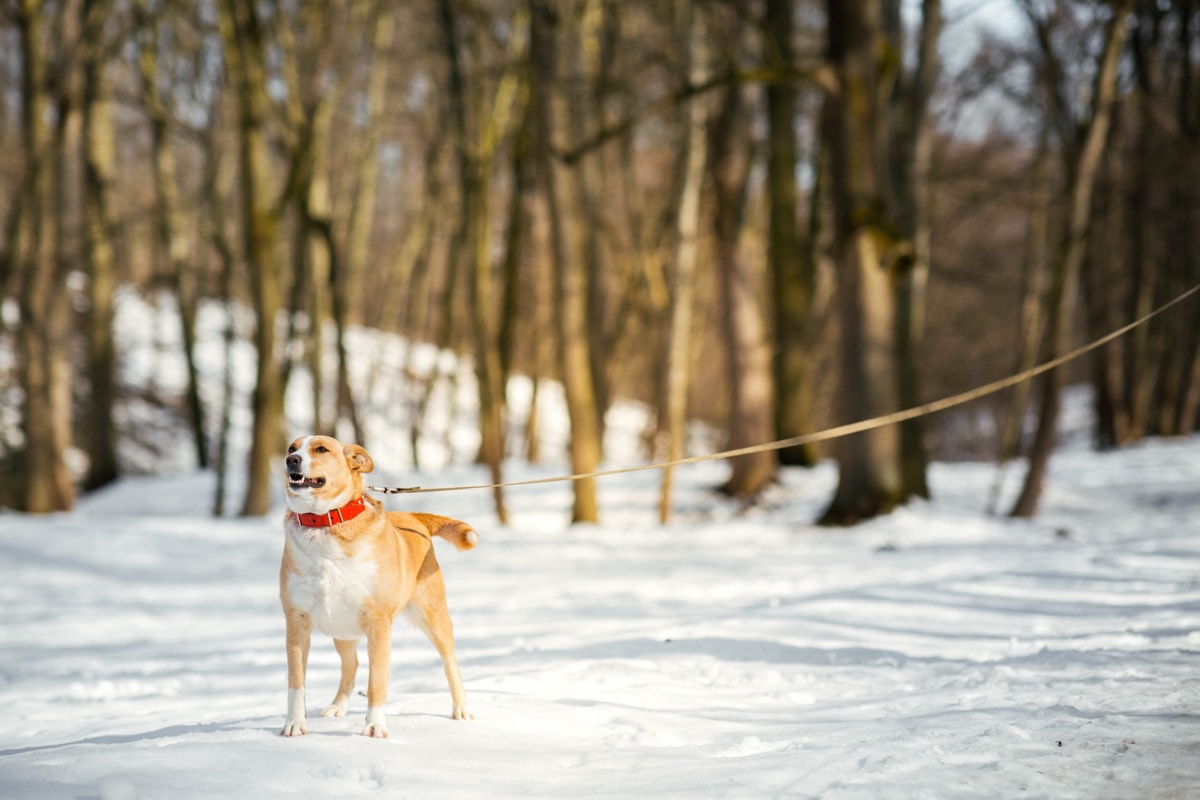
135, 0, 209, 471
81, 0, 121, 491
710, 3, 776, 499
764, 0, 819, 467
7, 0, 76, 512
818, 0, 906, 525
1010, 0, 1133, 518
885, 0, 940, 500
530, 0, 603, 523
659, 0, 708, 523
219, 0, 285, 516
1085, 0, 1200, 446
438, 0, 527, 524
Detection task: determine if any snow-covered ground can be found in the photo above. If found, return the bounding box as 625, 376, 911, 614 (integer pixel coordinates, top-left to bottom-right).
2, 437, 1198, 799
1, 292, 1198, 798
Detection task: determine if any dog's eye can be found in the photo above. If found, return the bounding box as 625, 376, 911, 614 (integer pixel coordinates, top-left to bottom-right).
315, 446, 328, 453
287, 445, 297, 453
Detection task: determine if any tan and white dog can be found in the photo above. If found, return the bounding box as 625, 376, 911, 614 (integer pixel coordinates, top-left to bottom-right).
279, 435, 478, 738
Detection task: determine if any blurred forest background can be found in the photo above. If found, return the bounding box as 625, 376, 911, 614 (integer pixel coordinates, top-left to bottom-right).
1, 0, 1197, 523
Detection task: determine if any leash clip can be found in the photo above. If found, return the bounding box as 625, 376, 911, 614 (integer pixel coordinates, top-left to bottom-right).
366, 484, 422, 494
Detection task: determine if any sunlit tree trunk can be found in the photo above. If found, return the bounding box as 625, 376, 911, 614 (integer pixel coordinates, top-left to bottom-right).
221, 0, 285, 516
499, 97, 533, 395
658, 0, 707, 524
11, 0, 75, 512
576, 0, 610, 432
531, 0, 602, 523
438, 0, 524, 524
885, 0, 939, 500
274, 1, 339, 438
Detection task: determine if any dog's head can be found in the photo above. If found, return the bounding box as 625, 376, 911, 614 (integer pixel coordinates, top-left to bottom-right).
284, 435, 374, 514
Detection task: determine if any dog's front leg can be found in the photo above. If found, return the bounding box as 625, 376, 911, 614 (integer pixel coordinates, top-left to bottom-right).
282, 611, 313, 736
362, 616, 392, 738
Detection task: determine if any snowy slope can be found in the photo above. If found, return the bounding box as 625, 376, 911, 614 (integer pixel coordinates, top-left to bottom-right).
2, 437, 1198, 799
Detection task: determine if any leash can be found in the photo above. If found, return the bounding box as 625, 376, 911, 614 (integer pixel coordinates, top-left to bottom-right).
363, 282, 1200, 497
366, 484, 423, 494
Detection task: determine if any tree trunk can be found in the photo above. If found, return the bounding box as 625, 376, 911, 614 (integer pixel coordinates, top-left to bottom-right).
221, 0, 285, 516
658, 0, 707, 524
202, 74, 236, 516
1011, 0, 1132, 518
137, 4, 209, 470
531, 0, 602, 523
710, 8, 776, 499
82, 0, 121, 491
438, 0, 521, 524
12, 0, 76, 512
986, 137, 1051, 514
764, 0, 818, 468
343, 0, 395, 329
886, 0, 939, 500
818, 0, 905, 526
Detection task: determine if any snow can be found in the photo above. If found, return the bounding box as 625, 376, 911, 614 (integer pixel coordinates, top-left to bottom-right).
3, 440, 1198, 798
2, 294, 1199, 798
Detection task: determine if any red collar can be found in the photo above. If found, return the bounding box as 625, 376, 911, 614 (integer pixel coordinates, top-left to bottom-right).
292, 495, 368, 528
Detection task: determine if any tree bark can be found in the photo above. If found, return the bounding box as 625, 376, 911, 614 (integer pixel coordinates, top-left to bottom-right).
11, 0, 76, 512
82, 0, 120, 491
710, 6, 776, 500
885, 0, 939, 500
438, 0, 522, 524
531, 0, 602, 523
658, 0, 707, 524
579, 0, 611, 435
1010, 0, 1133, 518
986, 137, 1051, 514
819, 0, 905, 526
343, 0, 395, 328
221, 0, 285, 516
137, 2, 209, 470
764, 0, 818, 468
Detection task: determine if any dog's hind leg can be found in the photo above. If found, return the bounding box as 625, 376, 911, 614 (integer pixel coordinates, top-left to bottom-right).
407, 572, 474, 720
322, 638, 359, 718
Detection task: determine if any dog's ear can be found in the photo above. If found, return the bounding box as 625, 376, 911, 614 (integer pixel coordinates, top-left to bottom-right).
344, 444, 374, 474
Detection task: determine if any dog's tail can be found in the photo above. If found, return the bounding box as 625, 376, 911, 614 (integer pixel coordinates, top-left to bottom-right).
413, 513, 479, 550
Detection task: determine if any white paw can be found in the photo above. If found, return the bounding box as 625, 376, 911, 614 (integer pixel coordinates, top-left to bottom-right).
282, 688, 308, 736
362, 706, 389, 738
321, 702, 347, 718
281, 719, 310, 737
452, 705, 475, 721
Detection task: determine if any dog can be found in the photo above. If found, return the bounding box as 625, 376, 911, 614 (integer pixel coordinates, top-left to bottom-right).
279, 434, 478, 738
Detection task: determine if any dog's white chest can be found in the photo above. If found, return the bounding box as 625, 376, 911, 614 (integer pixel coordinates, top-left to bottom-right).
284, 529, 376, 639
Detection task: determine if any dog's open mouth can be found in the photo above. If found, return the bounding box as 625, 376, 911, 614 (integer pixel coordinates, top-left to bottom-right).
288, 474, 326, 490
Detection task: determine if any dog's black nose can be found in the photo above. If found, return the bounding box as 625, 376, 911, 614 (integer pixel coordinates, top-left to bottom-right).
286, 454, 301, 469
